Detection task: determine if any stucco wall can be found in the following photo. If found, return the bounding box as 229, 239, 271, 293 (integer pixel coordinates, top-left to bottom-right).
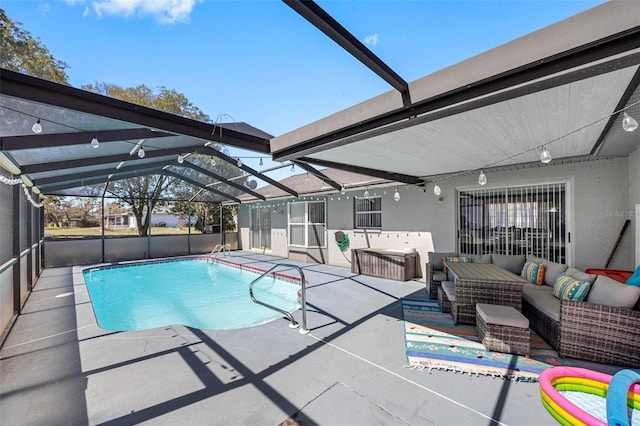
237, 157, 635, 274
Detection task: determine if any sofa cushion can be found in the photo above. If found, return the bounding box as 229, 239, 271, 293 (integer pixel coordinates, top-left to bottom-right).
522, 284, 560, 322
441, 281, 456, 302
491, 254, 526, 275
552, 274, 591, 301
527, 255, 569, 286
428, 251, 457, 271
470, 254, 492, 264
433, 272, 447, 282
586, 275, 640, 309
626, 265, 640, 287
521, 261, 546, 285
565, 267, 597, 284
442, 256, 471, 273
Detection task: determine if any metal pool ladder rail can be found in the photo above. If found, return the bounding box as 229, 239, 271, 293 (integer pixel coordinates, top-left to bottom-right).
249, 263, 309, 334
207, 244, 230, 262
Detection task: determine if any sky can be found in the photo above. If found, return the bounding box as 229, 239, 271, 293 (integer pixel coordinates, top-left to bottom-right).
2, 0, 605, 178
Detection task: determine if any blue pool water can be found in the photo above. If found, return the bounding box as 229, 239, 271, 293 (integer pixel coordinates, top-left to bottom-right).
83, 259, 301, 331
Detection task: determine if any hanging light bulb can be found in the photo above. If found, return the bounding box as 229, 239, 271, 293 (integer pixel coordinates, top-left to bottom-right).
622, 112, 639, 132
259, 158, 264, 166
90, 136, 99, 149
540, 146, 552, 163
364, 189, 369, 199
393, 188, 400, 202
32, 119, 42, 134
236, 157, 243, 167
291, 164, 295, 172
434, 183, 441, 196
340, 186, 346, 195
137, 148, 145, 158
177, 154, 184, 164
478, 170, 487, 186
305, 172, 309, 180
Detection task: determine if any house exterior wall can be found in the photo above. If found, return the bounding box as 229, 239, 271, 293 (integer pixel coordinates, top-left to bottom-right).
237, 157, 634, 275
629, 147, 640, 265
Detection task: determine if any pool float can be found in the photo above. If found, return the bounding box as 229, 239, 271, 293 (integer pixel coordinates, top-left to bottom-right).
539, 366, 640, 425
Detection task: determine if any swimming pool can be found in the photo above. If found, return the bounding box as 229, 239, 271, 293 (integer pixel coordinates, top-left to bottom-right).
83, 259, 301, 331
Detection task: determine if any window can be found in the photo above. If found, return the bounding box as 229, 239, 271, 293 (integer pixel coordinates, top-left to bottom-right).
250, 207, 271, 249
288, 201, 326, 248
458, 183, 568, 263
355, 196, 382, 229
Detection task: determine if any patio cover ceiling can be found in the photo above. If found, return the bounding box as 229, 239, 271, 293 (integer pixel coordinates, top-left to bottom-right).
0, 70, 299, 202
272, 1, 640, 185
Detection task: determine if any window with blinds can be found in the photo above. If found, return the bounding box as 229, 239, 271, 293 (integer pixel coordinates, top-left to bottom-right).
355, 196, 382, 229
458, 183, 567, 263
288, 201, 326, 248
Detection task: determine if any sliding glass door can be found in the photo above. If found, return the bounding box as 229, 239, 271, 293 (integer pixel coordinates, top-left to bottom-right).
250, 207, 271, 250
458, 183, 568, 263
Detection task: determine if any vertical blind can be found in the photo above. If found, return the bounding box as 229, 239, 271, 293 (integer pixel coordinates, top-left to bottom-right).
458, 183, 567, 263
250, 207, 271, 249
355, 196, 382, 229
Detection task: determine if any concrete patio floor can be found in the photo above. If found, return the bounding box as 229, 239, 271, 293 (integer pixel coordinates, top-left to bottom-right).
0, 252, 625, 425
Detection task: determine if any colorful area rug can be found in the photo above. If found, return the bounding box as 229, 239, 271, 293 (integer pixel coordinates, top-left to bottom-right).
402, 299, 575, 382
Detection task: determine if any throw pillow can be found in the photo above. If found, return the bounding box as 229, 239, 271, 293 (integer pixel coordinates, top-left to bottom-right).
553, 274, 591, 301
521, 261, 546, 285
442, 256, 471, 273
626, 265, 640, 287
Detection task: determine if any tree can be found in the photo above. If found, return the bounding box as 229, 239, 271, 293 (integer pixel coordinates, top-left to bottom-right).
82, 83, 247, 235
0, 9, 70, 84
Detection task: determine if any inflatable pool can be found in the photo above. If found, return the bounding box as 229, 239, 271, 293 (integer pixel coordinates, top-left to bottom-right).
539, 367, 640, 426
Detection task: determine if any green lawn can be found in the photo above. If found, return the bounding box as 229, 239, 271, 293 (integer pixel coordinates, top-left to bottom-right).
45, 226, 192, 237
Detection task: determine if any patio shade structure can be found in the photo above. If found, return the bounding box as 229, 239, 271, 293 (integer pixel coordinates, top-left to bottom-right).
272, 1, 640, 187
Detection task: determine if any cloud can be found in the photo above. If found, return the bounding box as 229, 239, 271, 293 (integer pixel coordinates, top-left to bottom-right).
363, 34, 379, 47
68, 0, 200, 24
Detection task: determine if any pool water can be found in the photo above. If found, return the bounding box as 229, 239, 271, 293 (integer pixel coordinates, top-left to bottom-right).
83, 259, 301, 331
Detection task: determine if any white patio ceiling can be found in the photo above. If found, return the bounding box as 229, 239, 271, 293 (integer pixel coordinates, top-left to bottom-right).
271, 1, 640, 185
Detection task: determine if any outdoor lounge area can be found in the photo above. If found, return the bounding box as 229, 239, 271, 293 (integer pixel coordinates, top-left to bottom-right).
2, 1, 640, 425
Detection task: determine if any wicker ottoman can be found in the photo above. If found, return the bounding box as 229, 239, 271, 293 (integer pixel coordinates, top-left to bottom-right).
476, 303, 530, 356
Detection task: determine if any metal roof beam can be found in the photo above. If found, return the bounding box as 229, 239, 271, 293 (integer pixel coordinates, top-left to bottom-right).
33, 160, 173, 186
298, 157, 422, 185
204, 146, 298, 197
291, 160, 342, 191
0, 128, 173, 151
162, 170, 241, 203
184, 161, 266, 201
1, 69, 270, 153
39, 169, 164, 193
283, 0, 408, 94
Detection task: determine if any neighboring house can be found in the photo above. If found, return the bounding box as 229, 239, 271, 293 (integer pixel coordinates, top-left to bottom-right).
234, 158, 638, 278
105, 212, 195, 229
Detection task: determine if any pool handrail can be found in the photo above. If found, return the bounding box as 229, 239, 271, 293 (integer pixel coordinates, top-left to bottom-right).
249, 263, 309, 334
207, 244, 230, 262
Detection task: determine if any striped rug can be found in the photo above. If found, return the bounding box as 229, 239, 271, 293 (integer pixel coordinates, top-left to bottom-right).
402, 299, 575, 382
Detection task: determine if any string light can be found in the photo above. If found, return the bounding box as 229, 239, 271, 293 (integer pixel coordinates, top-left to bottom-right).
433, 183, 441, 196
137, 148, 145, 158
0, 175, 43, 207
341, 186, 346, 195
393, 188, 400, 202
291, 164, 295, 172
91, 136, 99, 149
622, 112, 638, 132
31, 119, 42, 134
478, 171, 487, 185
236, 157, 243, 167
177, 154, 184, 164
363, 188, 369, 198
259, 158, 264, 166
540, 146, 552, 163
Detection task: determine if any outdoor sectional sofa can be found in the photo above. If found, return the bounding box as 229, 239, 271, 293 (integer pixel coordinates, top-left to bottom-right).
426, 252, 640, 367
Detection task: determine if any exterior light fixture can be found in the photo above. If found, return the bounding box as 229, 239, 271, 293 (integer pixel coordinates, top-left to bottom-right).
433, 183, 441, 196
32, 119, 42, 134
622, 112, 638, 132
478, 171, 487, 186
393, 188, 400, 202
540, 146, 552, 163
90, 136, 99, 149
137, 148, 145, 158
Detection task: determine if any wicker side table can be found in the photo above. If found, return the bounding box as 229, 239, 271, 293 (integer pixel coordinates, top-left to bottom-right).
476, 303, 530, 356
